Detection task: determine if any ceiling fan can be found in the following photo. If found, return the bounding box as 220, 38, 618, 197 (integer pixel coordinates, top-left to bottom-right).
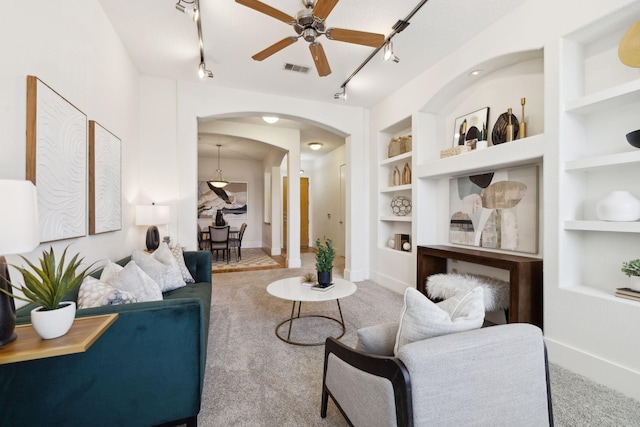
236, 0, 386, 77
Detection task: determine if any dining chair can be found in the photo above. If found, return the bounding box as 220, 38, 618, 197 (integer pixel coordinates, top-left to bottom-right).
198, 226, 211, 251
229, 223, 247, 262
208, 225, 230, 263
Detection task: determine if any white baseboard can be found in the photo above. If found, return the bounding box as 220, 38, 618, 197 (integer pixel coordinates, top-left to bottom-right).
545, 337, 640, 401
369, 271, 408, 295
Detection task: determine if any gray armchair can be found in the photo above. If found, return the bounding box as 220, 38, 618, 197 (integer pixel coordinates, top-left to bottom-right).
322, 323, 553, 427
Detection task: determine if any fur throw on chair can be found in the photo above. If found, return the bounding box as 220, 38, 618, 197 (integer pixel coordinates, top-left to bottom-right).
426, 273, 510, 312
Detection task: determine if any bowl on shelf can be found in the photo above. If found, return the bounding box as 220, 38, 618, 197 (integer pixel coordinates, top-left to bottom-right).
626, 129, 640, 148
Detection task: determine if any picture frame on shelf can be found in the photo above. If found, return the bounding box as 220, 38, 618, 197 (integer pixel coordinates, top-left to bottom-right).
452, 107, 490, 147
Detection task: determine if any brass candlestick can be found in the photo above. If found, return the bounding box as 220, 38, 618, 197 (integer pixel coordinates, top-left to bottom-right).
519, 97, 527, 139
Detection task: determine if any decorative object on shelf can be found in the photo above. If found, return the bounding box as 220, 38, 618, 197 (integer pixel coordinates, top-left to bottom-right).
621, 259, 640, 291
449, 165, 538, 254
440, 145, 471, 158
518, 98, 527, 139
452, 107, 490, 147
595, 191, 640, 222
492, 110, 519, 145
388, 135, 412, 158
0, 246, 97, 340
615, 287, 640, 301
506, 108, 515, 142
392, 166, 401, 186
401, 163, 412, 185
387, 238, 395, 249
391, 196, 412, 216
618, 19, 640, 67
626, 129, 640, 148
402, 242, 411, 251
392, 234, 411, 251
89, 120, 122, 235
26, 75, 87, 243
0, 180, 40, 347
314, 238, 335, 287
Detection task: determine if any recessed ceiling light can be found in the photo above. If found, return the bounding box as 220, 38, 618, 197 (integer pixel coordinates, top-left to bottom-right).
469, 69, 482, 76
262, 116, 279, 124
308, 142, 323, 151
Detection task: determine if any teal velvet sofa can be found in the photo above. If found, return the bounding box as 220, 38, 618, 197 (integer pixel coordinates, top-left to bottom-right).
0, 250, 212, 427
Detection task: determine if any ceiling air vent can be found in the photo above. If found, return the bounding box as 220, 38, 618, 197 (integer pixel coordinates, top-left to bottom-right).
283, 63, 311, 74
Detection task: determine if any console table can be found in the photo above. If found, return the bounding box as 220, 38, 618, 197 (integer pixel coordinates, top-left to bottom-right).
416, 245, 543, 329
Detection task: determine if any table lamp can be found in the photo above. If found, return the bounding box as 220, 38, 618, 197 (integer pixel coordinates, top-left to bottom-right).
0, 180, 39, 347
135, 203, 170, 251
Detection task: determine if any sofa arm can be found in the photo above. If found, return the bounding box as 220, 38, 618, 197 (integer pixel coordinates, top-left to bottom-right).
322, 337, 412, 427
0, 299, 206, 427
397, 323, 553, 427
183, 250, 212, 284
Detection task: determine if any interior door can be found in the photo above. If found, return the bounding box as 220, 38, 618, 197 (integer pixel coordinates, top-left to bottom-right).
282, 177, 309, 248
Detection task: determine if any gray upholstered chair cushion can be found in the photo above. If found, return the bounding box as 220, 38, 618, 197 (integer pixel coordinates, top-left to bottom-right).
354, 322, 399, 357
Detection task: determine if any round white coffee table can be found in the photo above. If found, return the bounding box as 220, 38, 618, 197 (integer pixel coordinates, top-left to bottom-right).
266, 277, 357, 346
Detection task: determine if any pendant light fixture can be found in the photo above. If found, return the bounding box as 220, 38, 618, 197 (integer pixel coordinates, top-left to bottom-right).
208, 144, 229, 188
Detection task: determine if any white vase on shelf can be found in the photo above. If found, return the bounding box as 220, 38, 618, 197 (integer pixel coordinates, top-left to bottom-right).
629, 276, 640, 292
595, 191, 640, 222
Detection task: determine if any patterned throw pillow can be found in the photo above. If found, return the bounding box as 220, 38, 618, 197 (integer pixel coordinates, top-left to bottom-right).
77, 276, 137, 309
104, 260, 163, 302
170, 244, 195, 283
393, 287, 485, 355
132, 243, 186, 292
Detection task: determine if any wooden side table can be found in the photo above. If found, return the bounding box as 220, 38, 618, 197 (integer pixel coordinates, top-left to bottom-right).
0, 313, 118, 365
416, 245, 543, 329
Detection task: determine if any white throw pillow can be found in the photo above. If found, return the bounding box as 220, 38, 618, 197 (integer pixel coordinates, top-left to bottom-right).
170, 244, 195, 283
100, 260, 124, 282
393, 287, 485, 355
132, 243, 186, 292
77, 276, 138, 309
104, 260, 163, 302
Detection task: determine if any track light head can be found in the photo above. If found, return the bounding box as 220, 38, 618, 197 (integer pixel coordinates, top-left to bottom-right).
334, 87, 347, 101
198, 62, 213, 79
383, 41, 400, 63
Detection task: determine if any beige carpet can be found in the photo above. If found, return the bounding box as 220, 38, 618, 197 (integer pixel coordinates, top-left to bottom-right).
211, 248, 283, 273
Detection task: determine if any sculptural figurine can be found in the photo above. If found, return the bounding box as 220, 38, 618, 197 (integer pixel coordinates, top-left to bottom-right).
215, 209, 225, 226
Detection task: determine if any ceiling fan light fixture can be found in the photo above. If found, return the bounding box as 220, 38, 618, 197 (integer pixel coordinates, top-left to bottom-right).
262, 116, 279, 124
208, 144, 228, 188
308, 142, 323, 151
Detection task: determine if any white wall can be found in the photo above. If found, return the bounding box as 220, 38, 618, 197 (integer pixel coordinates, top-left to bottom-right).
197, 157, 263, 248
0, 0, 141, 289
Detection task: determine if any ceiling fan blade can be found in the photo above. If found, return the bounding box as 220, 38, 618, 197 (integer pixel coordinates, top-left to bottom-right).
235, 0, 295, 24
313, 0, 340, 20
619, 19, 640, 67
252, 37, 298, 61
326, 28, 385, 48
309, 42, 331, 77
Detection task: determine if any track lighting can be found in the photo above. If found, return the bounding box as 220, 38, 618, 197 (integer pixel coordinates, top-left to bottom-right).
198, 62, 213, 79
334, 87, 347, 101
383, 41, 399, 63
175, 0, 198, 21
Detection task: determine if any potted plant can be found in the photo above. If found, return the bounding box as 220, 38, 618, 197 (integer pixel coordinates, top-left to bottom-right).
0, 246, 96, 339
621, 259, 640, 291
315, 238, 335, 287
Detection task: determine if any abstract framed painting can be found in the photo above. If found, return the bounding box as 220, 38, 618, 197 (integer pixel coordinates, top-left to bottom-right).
26, 75, 87, 242
198, 181, 248, 220
449, 165, 539, 254
89, 120, 122, 235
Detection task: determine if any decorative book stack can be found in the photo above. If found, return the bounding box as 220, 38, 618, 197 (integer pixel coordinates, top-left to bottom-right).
393, 234, 411, 252
615, 287, 640, 302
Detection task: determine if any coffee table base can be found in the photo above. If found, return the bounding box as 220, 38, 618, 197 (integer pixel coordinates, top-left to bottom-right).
275, 300, 345, 346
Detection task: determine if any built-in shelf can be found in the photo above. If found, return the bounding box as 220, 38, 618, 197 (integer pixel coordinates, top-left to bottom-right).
415, 134, 544, 179
380, 247, 412, 255
564, 220, 640, 233
380, 184, 411, 193
563, 284, 640, 306
379, 215, 412, 222
564, 150, 640, 171
380, 151, 412, 166
564, 79, 640, 115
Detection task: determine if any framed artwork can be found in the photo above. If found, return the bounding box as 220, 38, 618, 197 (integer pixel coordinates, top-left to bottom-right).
26, 75, 87, 242
449, 165, 538, 254
198, 181, 248, 220
89, 120, 122, 235
452, 107, 490, 147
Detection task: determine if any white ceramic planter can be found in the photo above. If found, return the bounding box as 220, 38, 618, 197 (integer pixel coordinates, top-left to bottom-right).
595, 191, 640, 222
629, 276, 640, 292
30, 301, 76, 339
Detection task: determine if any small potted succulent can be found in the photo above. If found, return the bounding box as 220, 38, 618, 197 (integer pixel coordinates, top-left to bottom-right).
0, 246, 96, 339
315, 238, 335, 287
621, 259, 640, 291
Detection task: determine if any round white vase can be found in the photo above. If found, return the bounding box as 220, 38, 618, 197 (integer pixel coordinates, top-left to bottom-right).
596, 191, 640, 222
31, 301, 76, 339
630, 276, 640, 292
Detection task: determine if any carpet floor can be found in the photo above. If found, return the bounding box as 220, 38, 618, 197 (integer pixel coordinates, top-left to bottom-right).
211, 248, 283, 273
198, 254, 640, 426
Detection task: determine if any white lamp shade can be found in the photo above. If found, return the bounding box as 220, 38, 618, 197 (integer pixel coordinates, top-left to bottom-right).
0, 180, 39, 255
135, 205, 170, 226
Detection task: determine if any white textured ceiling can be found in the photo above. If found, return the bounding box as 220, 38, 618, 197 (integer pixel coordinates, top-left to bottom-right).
97, 0, 526, 159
